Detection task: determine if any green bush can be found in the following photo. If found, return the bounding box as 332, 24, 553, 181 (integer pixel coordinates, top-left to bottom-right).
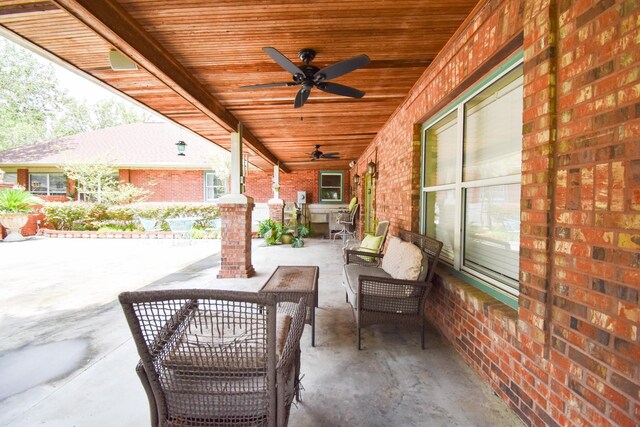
42, 202, 220, 232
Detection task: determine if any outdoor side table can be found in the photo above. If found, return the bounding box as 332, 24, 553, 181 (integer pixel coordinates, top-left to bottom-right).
259, 265, 319, 347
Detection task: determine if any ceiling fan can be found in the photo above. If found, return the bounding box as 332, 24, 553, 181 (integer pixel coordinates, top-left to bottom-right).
310, 145, 339, 161
241, 47, 370, 108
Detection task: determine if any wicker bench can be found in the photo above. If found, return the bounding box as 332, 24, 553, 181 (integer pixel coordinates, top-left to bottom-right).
342, 230, 442, 350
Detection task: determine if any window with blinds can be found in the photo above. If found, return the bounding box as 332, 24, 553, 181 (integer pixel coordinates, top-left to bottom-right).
421, 59, 523, 300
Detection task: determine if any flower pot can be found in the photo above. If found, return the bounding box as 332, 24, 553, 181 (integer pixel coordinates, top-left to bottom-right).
281, 233, 293, 245
0, 213, 30, 242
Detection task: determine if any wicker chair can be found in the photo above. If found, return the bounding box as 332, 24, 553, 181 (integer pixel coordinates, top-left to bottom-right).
119, 289, 306, 427
343, 230, 442, 350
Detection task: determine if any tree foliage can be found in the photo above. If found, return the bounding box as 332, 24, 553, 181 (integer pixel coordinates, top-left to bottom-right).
61, 160, 150, 204
0, 38, 153, 151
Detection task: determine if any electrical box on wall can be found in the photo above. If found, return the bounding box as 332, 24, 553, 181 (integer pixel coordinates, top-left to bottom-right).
297, 191, 307, 205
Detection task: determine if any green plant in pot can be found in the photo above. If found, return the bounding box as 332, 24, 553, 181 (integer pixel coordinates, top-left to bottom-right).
0, 186, 43, 242
257, 218, 284, 246
290, 224, 310, 248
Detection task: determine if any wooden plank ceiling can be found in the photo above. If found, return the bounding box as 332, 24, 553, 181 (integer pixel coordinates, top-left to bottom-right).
0, 0, 478, 172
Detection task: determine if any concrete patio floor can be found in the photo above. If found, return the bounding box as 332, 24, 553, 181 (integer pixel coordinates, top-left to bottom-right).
0, 236, 522, 426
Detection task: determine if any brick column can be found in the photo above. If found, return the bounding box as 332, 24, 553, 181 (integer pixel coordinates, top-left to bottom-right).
17, 169, 28, 187
217, 194, 255, 278
267, 198, 284, 223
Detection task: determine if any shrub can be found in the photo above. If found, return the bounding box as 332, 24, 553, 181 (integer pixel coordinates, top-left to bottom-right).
41, 202, 220, 231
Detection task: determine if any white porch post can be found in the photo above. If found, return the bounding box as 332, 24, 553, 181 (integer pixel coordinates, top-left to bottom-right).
217, 124, 255, 278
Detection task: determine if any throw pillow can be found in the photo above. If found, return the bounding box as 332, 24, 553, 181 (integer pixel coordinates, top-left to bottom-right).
360, 234, 383, 251
381, 236, 404, 277
348, 196, 358, 212
357, 234, 384, 262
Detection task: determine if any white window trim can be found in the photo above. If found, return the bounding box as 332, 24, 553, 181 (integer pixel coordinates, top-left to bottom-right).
204, 171, 227, 201
420, 56, 524, 299
29, 172, 66, 196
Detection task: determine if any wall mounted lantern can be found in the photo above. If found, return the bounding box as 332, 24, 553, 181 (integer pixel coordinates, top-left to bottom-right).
176, 140, 187, 156
367, 161, 377, 177
353, 173, 360, 186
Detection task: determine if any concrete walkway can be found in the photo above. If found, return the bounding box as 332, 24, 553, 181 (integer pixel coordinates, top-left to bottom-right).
0, 237, 521, 426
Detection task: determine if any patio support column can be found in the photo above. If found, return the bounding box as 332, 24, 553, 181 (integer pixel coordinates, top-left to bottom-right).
217, 127, 255, 278
217, 194, 255, 279
268, 164, 284, 223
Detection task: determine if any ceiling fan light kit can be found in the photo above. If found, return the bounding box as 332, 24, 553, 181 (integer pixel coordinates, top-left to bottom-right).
241, 47, 370, 108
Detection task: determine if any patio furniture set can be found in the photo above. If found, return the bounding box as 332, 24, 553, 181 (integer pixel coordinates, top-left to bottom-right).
119, 229, 441, 426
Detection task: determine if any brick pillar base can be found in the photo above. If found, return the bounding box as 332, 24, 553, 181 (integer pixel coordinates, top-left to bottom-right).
217, 194, 255, 278
267, 198, 284, 223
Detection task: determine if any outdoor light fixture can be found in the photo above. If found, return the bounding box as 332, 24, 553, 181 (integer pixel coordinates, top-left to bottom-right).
176, 140, 187, 156
108, 49, 138, 70
367, 161, 377, 177
353, 173, 360, 186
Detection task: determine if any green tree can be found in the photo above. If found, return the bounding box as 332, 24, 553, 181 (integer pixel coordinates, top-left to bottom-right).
61, 160, 150, 204
0, 37, 156, 151
0, 38, 64, 150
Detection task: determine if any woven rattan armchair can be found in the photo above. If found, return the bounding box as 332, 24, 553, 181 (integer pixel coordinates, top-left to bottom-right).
343, 230, 443, 350
119, 289, 306, 427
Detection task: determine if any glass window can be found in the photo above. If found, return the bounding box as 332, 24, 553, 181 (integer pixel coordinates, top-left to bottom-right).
421, 60, 523, 298
425, 111, 458, 186
319, 171, 344, 203
464, 67, 523, 181
2, 172, 17, 185
464, 184, 520, 282
205, 171, 227, 201
30, 173, 67, 196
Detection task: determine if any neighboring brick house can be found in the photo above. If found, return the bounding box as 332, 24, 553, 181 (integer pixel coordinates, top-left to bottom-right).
0, 122, 230, 203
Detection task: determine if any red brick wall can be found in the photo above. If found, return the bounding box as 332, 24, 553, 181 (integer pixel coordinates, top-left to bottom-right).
122, 169, 205, 202
245, 169, 351, 204
353, 0, 640, 426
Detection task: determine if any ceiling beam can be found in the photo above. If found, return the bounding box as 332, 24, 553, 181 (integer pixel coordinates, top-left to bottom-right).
52, 0, 290, 173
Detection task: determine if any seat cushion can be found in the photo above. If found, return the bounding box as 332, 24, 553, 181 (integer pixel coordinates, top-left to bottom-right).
380, 236, 423, 280
343, 264, 392, 307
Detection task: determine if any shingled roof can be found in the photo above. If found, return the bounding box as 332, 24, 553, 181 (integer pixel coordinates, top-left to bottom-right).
0, 122, 227, 169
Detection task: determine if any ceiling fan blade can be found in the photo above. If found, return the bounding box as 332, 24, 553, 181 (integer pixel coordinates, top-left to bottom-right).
240, 82, 297, 89
263, 47, 305, 76
320, 154, 340, 159
294, 88, 311, 108
317, 82, 365, 98
314, 54, 370, 81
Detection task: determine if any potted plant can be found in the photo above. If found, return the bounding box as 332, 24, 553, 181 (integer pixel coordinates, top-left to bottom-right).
256, 218, 284, 246
0, 186, 43, 242
290, 224, 310, 248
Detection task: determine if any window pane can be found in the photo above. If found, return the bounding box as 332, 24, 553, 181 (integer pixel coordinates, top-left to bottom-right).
49, 174, 67, 194
425, 111, 458, 186
321, 189, 341, 201
425, 190, 455, 260
464, 184, 520, 283
321, 174, 341, 188
3, 173, 17, 185
319, 172, 343, 202
463, 66, 523, 181
30, 173, 48, 194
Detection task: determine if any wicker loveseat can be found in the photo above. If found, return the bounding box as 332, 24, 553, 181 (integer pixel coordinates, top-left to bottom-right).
119, 289, 306, 427
343, 230, 442, 350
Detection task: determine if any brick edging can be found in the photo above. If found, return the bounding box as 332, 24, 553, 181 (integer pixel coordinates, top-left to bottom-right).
41, 229, 207, 239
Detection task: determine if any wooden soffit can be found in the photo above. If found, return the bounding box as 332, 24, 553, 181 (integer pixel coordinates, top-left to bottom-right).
0, 0, 479, 172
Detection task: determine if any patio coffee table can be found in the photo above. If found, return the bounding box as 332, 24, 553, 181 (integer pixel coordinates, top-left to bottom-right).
259, 266, 319, 347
